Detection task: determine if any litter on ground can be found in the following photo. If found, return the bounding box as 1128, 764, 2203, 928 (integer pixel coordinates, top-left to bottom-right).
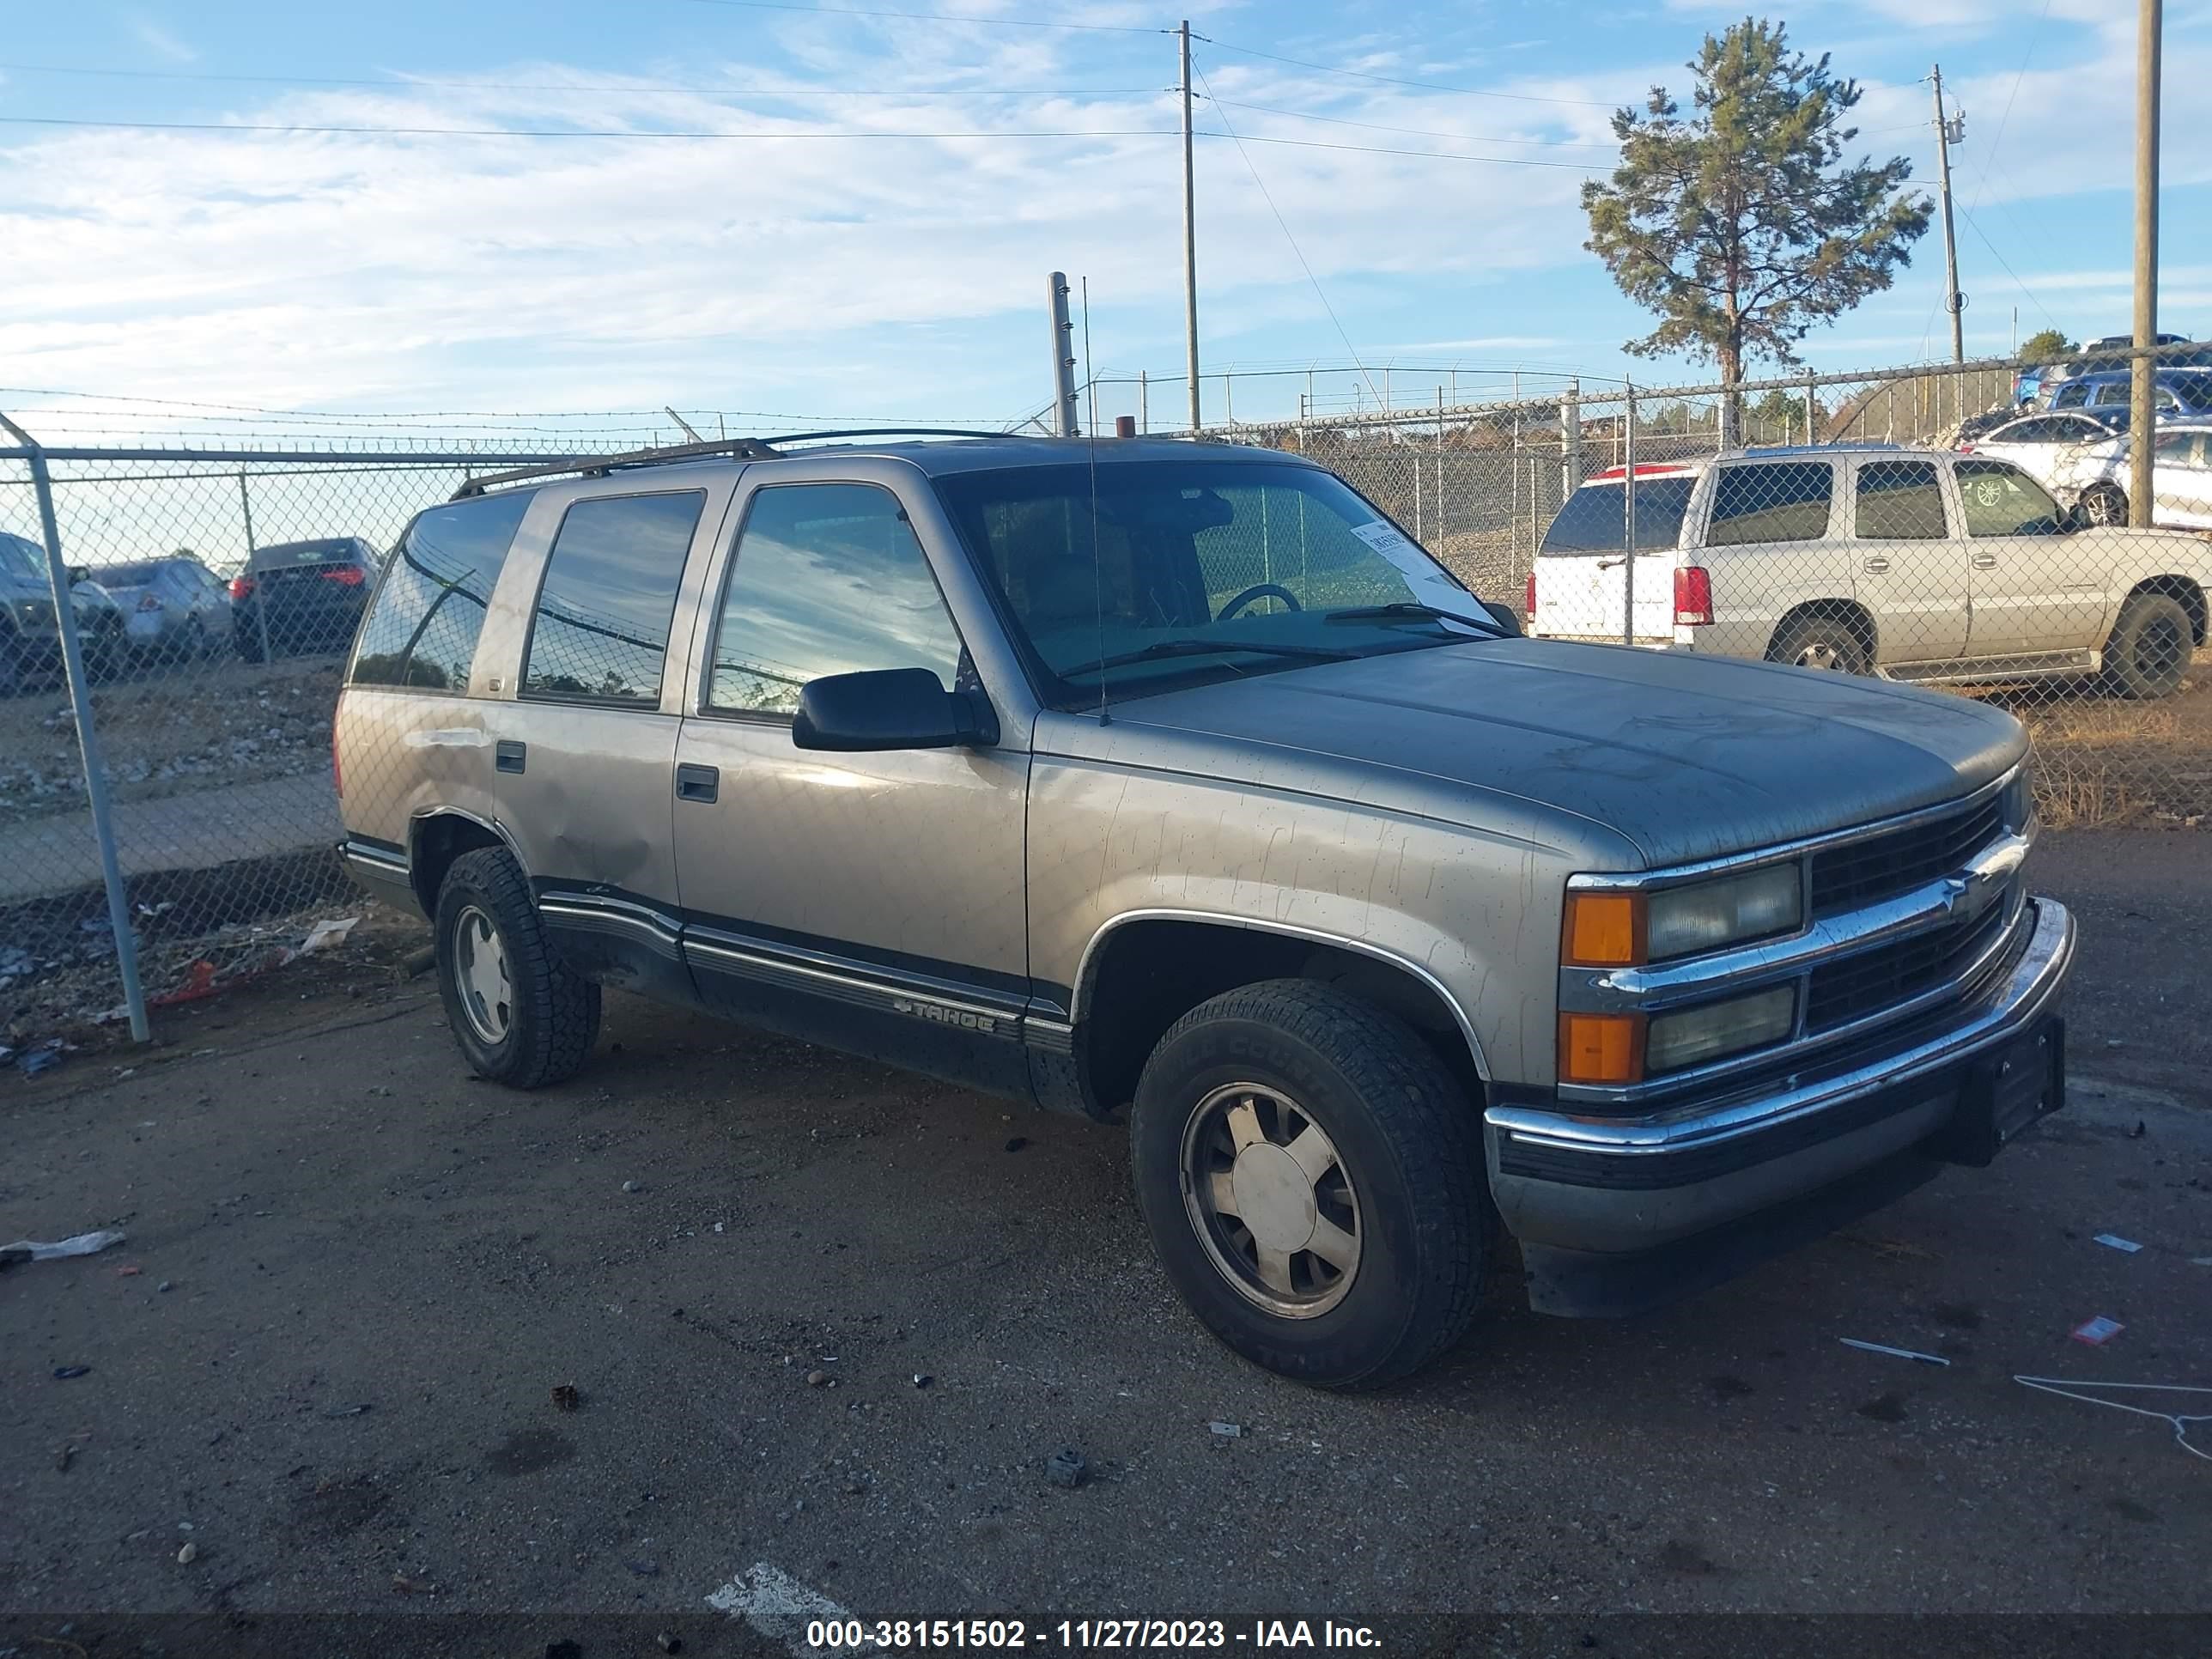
2014, 1376, 2212, 1462
1839, 1337, 1950, 1367
2069, 1316, 2126, 1346
2093, 1234, 2144, 1254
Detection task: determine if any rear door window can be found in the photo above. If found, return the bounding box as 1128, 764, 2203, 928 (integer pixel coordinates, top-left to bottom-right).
1705, 461, 1835, 547
1854, 459, 1948, 539
2051, 382, 2090, 409
1540, 476, 1696, 554
351, 490, 535, 691
523, 490, 706, 705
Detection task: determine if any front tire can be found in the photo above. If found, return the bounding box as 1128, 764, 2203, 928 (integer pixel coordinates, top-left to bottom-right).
2079, 483, 2129, 527
434, 847, 600, 1087
1129, 980, 1488, 1389
2105, 590, 2193, 700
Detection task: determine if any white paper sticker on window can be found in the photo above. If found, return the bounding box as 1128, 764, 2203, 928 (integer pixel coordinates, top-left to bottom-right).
1349, 520, 1421, 560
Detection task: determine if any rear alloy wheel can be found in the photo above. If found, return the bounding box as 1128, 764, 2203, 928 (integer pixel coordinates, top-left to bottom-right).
2079, 483, 2129, 527
1130, 979, 1487, 1389
434, 846, 600, 1087
2105, 591, 2193, 700
1770, 614, 1871, 676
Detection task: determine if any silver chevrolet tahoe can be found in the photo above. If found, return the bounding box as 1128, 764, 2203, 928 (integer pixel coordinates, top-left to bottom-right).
334, 433, 2075, 1389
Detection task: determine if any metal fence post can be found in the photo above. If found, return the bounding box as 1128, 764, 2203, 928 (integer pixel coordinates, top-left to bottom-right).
1805, 371, 1819, 443
1622, 385, 1638, 647
1139, 370, 1149, 435
0, 415, 150, 1042
239, 469, 274, 665
1561, 377, 1581, 497
1435, 387, 1444, 540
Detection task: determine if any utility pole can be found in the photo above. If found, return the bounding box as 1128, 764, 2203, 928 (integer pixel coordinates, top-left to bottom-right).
1047, 271, 1079, 437
2130, 0, 2162, 528
1931, 65, 1966, 365
1179, 20, 1200, 434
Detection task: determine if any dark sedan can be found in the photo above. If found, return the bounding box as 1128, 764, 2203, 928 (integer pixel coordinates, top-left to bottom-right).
231, 537, 380, 661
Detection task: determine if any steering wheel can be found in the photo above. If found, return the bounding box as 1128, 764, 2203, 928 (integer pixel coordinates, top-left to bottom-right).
1216, 582, 1304, 621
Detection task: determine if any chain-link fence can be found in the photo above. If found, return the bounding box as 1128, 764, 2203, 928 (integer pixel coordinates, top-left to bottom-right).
1206, 349, 2212, 837
0, 434, 626, 1042
7, 351, 2209, 1045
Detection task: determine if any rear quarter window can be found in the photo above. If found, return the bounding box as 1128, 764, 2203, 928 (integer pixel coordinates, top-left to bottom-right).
350, 489, 536, 691
1540, 476, 1695, 554
1705, 461, 1835, 547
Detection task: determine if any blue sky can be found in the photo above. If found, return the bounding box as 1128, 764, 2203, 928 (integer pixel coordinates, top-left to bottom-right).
1, 1, 2206, 438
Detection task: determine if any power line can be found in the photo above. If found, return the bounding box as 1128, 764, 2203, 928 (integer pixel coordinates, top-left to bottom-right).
1200, 95, 1617, 150
1957, 204, 2063, 333
675, 0, 1165, 31
1194, 32, 1623, 108
0, 61, 1158, 99
0, 114, 1180, 140
1189, 57, 1382, 412
1203, 130, 1607, 172
0, 112, 1612, 167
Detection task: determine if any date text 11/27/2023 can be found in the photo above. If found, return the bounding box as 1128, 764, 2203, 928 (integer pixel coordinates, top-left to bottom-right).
805, 1621, 1383, 1650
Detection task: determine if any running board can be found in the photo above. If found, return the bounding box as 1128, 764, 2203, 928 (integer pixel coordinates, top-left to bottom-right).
1885, 649, 2099, 685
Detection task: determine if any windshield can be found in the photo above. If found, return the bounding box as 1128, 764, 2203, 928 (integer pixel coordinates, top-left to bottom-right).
933, 459, 1492, 705
0, 534, 44, 584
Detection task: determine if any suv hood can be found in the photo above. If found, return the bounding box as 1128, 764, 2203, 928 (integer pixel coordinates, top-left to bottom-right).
1079, 639, 2027, 870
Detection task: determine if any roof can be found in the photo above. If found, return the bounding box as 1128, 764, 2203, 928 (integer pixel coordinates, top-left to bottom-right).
450, 429, 1301, 500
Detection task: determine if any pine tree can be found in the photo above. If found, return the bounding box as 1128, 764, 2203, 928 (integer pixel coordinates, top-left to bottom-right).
1583, 18, 1929, 443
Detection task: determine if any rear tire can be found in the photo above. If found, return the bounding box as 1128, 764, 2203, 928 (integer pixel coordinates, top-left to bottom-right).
434, 846, 600, 1088
2079, 483, 2129, 528
0, 630, 21, 698
2105, 591, 2192, 700
1129, 979, 1488, 1390
1769, 613, 1872, 676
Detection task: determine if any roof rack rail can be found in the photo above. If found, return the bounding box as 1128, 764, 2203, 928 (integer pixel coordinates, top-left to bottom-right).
451, 435, 781, 499
764, 426, 1048, 447
448, 427, 1052, 500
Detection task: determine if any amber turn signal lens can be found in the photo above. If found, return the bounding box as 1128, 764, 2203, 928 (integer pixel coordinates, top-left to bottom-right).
1563, 892, 1644, 967
1559, 1012, 1645, 1085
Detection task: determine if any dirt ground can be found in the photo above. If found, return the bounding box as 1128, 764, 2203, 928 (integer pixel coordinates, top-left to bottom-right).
1, 829, 2206, 1654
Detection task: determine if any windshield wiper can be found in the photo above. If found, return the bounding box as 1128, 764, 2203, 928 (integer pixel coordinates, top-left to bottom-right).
1056, 637, 1356, 680
1323, 600, 1504, 634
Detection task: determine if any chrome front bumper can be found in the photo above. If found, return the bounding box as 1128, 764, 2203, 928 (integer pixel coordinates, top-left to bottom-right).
1487, 896, 2075, 1265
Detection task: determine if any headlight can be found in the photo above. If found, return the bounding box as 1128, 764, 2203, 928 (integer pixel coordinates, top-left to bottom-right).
1646, 986, 1796, 1074
1648, 865, 1802, 960
1563, 863, 1802, 967
2002, 763, 2034, 833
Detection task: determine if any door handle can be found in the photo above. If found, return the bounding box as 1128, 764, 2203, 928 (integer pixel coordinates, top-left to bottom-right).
677, 763, 720, 804
1970, 552, 1999, 568
1862, 556, 1891, 574
495, 739, 526, 775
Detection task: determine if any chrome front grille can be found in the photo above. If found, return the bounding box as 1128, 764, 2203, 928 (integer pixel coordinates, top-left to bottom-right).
1809, 793, 2004, 915
1804, 894, 2012, 1031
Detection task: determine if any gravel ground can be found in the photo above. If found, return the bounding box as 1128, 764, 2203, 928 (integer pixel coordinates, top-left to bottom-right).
0, 831, 2206, 1650
0, 654, 341, 830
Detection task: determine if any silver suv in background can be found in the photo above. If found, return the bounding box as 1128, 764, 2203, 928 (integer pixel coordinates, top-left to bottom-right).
1528, 445, 2212, 699
335, 434, 2073, 1389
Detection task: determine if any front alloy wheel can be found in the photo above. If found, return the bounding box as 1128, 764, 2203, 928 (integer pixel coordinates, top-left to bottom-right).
1182, 1082, 1361, 1317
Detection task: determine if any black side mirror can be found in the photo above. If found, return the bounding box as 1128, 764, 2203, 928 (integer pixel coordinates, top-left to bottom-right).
67, 565, 89, 585
1480, 599, 1524, 636
792, 667, 997, 752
